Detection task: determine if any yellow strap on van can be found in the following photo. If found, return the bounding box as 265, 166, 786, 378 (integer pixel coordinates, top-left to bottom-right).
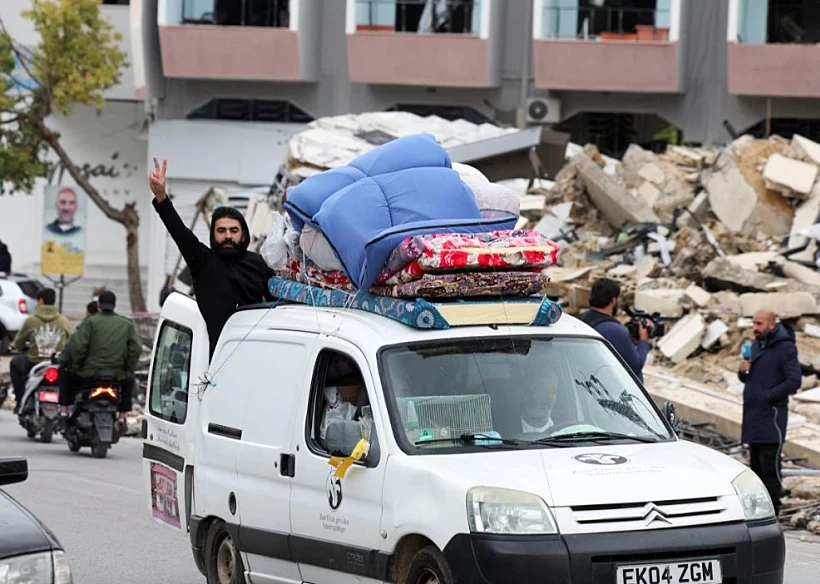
328, 438, 369, 479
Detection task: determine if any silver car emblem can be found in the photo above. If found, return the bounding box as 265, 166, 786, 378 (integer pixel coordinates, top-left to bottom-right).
642, 503, 672, 527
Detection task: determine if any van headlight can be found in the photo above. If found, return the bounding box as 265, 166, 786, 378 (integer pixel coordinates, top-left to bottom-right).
732, 469, 776, 521
0, 550, 72, 583
467, 487, 558, 535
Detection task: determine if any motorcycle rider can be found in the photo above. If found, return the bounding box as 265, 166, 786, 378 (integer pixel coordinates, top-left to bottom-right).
9, 288, 73, 414
58, 291, 142, 425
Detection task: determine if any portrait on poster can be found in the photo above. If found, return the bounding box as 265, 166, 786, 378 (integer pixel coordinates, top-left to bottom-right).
41, 185, 87, 276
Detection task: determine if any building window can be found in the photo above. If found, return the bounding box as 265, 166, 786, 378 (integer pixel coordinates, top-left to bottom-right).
543, 0, 670, 41
103, 0, 130, 5
766, 0, 820, 44
386, 103, 495, 125
186, 99, 313, 123
182, 0, 290, 27
357, 0, 477, 34
743, 118, 820, 143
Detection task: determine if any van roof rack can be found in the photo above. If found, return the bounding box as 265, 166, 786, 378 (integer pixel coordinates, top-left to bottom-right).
266, 277, 563, 330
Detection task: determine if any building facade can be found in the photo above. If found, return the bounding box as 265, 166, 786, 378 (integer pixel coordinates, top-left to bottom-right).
5, 0, 819, 317
0, 0, 151, 318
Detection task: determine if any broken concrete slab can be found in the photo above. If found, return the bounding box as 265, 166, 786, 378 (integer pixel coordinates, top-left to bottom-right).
711, 291, 742, 317
684, 284, 712, 308
571, 152, 659, 228
806, 323, 820, 338
763, 153, 818, 196
726, 252, 779, 271
802, 375, 818, 391
795, 387, 820, 404
792, 134, 820, 165
701, 319, 729, 349
789, 184, 820, 263
702, 258, 820, 306
777, 258, 820, 288
658, 313, 707, 363
739, 292, 818, 319
638, 162, 667, 185
703, 149, 794, 237
607, 264, 637, 279
637, 181, 662, 208
634, 289, 685, 318
569, 284, 591, 310
634, 255, 658, 279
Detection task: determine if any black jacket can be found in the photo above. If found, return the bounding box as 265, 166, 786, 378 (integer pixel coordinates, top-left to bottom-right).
153, 197, 273, 356
738, 323, 802, 444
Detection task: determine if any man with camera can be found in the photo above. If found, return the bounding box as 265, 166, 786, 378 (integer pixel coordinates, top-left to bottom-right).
579, 278, 651, 382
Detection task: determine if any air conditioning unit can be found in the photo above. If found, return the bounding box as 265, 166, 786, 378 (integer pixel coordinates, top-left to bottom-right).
525, 97, 562, 125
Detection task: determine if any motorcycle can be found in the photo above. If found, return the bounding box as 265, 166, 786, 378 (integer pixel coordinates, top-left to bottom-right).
62, 369, 122, 459
17, 358, 61, 443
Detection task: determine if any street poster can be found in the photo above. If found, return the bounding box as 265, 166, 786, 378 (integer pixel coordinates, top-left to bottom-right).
150, 462, 181, 528
41, 185, 87, 276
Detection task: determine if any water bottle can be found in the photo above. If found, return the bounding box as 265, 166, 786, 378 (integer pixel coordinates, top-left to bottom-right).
406, 400, 419, 431
741, 341, 752, 361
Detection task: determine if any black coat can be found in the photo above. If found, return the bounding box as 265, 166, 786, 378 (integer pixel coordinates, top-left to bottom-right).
153, 198, 273, 356
0, 241, 11, 273
738, 323, 802, 444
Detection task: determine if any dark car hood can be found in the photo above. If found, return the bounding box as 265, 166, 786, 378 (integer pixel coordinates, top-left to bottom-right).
0, 490, 59, 560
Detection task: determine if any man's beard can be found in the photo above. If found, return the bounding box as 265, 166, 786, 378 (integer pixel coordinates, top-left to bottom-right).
217, 241, 241, 258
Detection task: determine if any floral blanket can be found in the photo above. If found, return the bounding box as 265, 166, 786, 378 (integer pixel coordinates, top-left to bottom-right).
377, 230, 560, 285
279, 260, 549, 299
372, 271, 550, 299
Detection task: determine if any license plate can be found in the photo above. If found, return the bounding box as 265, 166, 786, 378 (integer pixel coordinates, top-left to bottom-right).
39, 391, 60, 403
616, 559, 722, 584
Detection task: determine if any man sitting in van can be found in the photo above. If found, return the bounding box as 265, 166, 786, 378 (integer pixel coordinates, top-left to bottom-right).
520, 372, 560, 434
319, 372, 367, 448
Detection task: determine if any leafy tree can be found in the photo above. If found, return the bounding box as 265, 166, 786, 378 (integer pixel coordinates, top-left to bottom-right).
0, 0, 146, 312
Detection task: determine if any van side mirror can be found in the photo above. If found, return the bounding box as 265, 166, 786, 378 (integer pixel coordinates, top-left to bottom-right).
661, 402, 677, 431
0, 457, 28, 487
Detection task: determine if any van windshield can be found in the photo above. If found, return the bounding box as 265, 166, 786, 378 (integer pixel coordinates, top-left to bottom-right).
379, 336, 672, 452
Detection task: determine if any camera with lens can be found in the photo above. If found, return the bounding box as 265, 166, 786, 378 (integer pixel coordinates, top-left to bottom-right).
623, 307, 666, 340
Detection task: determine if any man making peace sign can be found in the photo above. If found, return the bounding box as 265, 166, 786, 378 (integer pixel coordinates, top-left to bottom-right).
150, 158, 274, 356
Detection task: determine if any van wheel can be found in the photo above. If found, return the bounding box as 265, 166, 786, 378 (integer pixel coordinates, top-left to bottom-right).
405, 545, 454, 584
205, 522, 244, 584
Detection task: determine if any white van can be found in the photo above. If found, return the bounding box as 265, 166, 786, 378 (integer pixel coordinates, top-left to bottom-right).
142, 292, 785, 584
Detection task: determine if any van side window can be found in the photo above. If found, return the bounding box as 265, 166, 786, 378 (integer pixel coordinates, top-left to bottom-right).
149, 321, 193, 424
307, 350, 377, 461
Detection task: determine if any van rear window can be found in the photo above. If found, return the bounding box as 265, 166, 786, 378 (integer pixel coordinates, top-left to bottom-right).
17, 280, 44, 298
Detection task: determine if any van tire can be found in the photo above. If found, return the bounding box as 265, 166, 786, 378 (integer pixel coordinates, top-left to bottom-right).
404, 545, 454, 584
205, 522, 244, 584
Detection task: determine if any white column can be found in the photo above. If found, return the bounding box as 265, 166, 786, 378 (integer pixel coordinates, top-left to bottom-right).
479, 0, 492, 39
289, 0, 300, 31
669, 0, 681, 42
345, 0, 356, 34
533, 0, 544, 41
727, 0, 740, 42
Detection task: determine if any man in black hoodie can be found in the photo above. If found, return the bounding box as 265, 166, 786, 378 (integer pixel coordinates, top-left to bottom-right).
150, 158, 274, 356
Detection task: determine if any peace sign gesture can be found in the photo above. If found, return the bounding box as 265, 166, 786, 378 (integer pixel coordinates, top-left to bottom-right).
149, 157, 168, 202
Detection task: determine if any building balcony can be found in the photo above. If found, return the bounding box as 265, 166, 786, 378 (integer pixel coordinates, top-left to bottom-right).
727, 0, 820, 97
532, 0, 681, 93
345, 0, 502, 88
157, 0, 320, 82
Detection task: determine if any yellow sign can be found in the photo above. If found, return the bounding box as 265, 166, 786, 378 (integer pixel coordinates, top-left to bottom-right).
41, 185, 87, 276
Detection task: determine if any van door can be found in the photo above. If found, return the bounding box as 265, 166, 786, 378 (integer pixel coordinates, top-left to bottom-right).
233, 332, 315, 584
288, 343, 389, 584
142, 293, 209, 533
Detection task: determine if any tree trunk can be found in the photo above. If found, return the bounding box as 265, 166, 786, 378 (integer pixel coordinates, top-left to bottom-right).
36, 118, 148, 313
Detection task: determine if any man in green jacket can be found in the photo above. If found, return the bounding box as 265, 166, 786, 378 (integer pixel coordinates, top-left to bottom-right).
9, 288, 73, 414
59, 291, 142, 423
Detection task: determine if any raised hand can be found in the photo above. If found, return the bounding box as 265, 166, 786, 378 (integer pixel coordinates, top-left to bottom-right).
149, 157, 168, 202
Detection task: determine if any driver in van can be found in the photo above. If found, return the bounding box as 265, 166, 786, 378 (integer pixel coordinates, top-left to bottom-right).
520, 372, 559, 433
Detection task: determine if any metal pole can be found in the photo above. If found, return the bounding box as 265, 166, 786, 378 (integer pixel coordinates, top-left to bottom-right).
520, 0, 533, 129
58, 274, 65, 313
765, 98, 772, 138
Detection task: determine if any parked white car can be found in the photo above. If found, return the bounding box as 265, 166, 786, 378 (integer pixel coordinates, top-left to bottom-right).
142, 292, 785, 584
0, 274, 45, 353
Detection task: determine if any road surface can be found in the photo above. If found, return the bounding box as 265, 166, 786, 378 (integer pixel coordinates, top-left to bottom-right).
1, 410, 819, 583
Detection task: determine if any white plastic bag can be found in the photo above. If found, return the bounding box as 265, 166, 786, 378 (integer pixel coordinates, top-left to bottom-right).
261, 212, 288, 270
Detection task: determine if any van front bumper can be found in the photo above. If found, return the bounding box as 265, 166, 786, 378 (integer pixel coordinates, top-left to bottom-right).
443, 520, 784, 584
